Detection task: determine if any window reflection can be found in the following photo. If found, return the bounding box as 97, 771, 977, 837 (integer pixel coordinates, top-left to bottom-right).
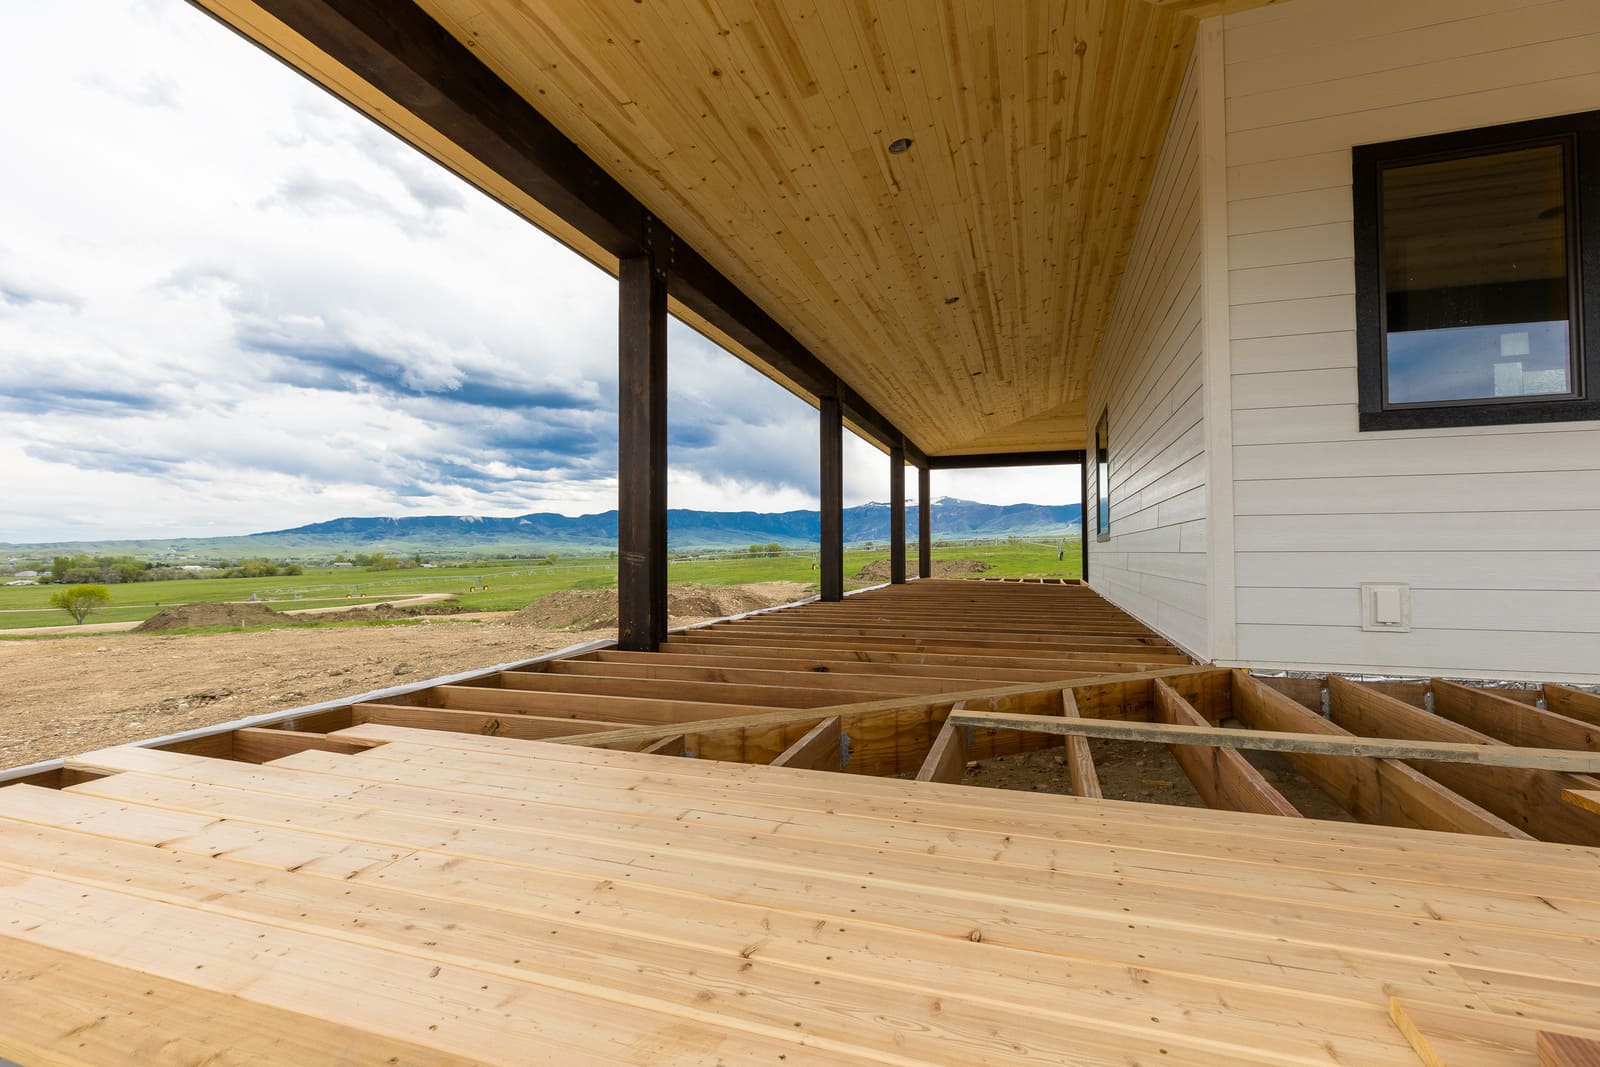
1095, 411, 1109, 541
1381, 143, 1573, 406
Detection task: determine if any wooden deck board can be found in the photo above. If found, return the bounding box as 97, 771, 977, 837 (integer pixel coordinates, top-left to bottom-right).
3, 739, 1598, 1063
3, 729, 1600, 1062
6, 581, 1600, 1064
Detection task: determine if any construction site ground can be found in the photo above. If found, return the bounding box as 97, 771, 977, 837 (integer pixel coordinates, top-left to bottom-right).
0, 582, 811, 770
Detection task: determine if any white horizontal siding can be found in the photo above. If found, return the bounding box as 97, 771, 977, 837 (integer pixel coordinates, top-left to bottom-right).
1086, 57, 1209, 659
1232, 624, 1600, 684
1237, 587, 1600, 633
1220, 0, 1600, 681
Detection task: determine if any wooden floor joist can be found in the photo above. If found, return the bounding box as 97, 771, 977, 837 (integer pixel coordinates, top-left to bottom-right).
1059, 689, 1102, 799
1152, 680, 1300, 818
1328, 676, 1600, 846
1546, 684, 1600, 727
1230, 672, 1526, 839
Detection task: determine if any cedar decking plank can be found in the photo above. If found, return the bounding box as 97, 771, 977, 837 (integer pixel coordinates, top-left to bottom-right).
71, 750, 1600, 932
14, 778, 1599, 1010
0, 809, 1408, 1066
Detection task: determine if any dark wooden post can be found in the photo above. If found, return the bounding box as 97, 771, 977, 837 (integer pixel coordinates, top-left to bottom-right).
917, 463, 931, 579
819, 394, 844, 602
889, 441, 906, 584
617, 253, 668, 650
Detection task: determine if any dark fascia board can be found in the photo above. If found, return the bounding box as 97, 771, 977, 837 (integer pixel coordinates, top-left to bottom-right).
219, 0, 920, 453
927, 450, 1085, 470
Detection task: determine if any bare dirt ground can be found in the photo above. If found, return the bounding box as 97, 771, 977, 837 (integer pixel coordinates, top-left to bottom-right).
0, 620, 576, 770
962, 739, 1354, 820
0, 582, 814, 771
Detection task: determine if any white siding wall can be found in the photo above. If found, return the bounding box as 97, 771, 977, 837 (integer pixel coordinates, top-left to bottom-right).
1086, 59, 1208, 658
1221, 0, 1600, 681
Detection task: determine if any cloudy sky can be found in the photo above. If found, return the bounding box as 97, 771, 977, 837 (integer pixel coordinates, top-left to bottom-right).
0, 2, 1074, 544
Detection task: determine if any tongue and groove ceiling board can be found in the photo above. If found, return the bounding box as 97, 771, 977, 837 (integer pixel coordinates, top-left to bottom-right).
200, 0, 1281, 455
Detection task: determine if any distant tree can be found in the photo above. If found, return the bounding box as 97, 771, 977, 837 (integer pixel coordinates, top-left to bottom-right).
223, 559, 303, 579
49, 584, 111, 625
352, 551, 408, 571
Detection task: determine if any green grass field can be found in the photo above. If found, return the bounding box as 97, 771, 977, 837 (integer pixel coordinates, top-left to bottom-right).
0, 539, 1081, 632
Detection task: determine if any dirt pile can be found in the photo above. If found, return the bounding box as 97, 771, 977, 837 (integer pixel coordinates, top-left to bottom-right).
134, 602, 280, 632
508, 589, 619, 631
854, 558, 990, 583
508, 582, 812, 632
298, 602, 464, 624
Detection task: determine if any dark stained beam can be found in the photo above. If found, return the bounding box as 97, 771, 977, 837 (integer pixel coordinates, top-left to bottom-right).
917, 464, 932, 579
927, 450, 1085, 470
896, 425, 928, 470
889, 442, 907, 585
819, 395, 844, 602
208, 0, 921, 456
618, 254, 668, 652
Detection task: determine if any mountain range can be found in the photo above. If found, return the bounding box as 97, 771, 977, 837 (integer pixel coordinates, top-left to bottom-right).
2, 498, 1081, 561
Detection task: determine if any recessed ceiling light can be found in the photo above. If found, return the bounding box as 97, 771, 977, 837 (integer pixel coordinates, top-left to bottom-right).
887, 137, 913, 154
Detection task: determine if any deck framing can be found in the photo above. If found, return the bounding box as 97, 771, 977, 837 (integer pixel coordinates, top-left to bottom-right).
4, 579, 1599, 1065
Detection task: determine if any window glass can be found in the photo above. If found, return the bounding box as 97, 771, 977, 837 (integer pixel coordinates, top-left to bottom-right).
1094, 411, 1109, 541
1381, 143, 1573, 405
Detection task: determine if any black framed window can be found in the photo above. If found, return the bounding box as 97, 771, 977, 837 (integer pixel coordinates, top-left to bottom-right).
1094, 409, 1110, 541
1354, 110, 1600, 430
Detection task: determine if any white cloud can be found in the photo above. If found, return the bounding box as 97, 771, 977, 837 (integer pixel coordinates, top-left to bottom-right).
0, 1, 1070, 545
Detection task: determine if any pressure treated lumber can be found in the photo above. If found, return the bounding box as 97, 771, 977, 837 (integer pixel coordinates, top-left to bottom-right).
1541, 1032, 1600, 1067
1060, 689, 1102, 799
1152, 681, 1299, 817
945, 709, 1600, 773
1545, 684, 1600, 728
231, 728, 374, 764
494, 667, 886, 708
1390, 997, 1600, 1067
352, 702, 636, 740
1230, 672, 1525, 839
1431, 679, 1600, 751
1329, 676, 1600, 846
769, 716, 841, 770
554, 664, 1216, 757
639, 733, 686, 757
915, 714, 969, 784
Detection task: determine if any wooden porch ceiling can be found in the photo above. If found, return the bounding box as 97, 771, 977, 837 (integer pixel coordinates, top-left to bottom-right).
194, 0, 1278, 457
